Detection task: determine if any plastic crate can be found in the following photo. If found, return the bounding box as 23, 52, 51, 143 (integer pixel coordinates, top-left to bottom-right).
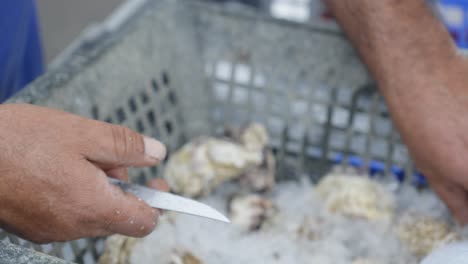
0, 0, 419, 262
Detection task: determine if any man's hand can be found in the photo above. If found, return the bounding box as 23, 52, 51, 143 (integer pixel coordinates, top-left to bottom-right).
0, 103, 167, 243
326, 0, 468, 223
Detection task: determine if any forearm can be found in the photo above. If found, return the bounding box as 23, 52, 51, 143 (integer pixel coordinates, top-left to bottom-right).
327, 0, 468, 166
327, 0, 459, 90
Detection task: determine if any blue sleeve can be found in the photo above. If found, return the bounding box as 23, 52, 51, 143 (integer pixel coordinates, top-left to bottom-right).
0, 0, 44, 102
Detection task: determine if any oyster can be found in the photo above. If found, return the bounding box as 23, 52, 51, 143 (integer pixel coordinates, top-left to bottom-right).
239, 149, 276, 192
240, 122, 269, 151
164, 137, 263, 197
229, 194, 276, 232
316, 173, 395, 221
165, 123, 275, 197
98, 235, 138, 264
396, 213, 459, 259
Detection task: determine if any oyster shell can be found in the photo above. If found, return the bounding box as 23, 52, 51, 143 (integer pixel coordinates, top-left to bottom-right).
164, 137, 263, 197
240, 122, 269, 151
396, 213, 459, 259
165, 123, 275, 197
229, 194, 276, 232
98, 235, 138, 264
239, 149, 276, 192
316, 173, 395, 221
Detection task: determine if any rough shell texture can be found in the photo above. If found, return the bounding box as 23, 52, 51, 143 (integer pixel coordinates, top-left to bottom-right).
396, 213, 459, 259
229, 194, 276, 232
316, 173, 395, 221
98, 235, 139, 264
239, 149, 276, 192
164, 137, 263, 197
240, 123, 269, 151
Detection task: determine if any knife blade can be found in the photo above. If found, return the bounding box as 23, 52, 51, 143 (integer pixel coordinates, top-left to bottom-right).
109, 178, 230, 223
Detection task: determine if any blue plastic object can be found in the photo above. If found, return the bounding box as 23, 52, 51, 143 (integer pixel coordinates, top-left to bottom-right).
0, 0, 44, 102
369, 160, 385, 176
438, 0, 468, 49
332, 153, 428, 186
391, 166, 405, 182
413, 171, 428, 187
348, 156, 363, 168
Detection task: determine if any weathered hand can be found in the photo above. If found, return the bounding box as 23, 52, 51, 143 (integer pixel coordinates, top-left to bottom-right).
0, 104, 166, 243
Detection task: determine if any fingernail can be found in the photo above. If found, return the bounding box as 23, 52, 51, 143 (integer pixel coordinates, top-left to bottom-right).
143, 136, 167, 161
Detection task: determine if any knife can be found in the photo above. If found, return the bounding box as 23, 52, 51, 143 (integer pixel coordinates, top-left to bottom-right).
109, 178, 230, 223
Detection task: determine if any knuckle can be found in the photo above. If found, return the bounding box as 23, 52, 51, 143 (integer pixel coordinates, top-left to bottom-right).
110, 125, 144, 162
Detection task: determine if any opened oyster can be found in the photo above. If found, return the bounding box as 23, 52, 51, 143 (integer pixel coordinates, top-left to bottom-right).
396, 213, 459, 259
165, 123, 275, 197
229, 194, 276, 232
316, 172, 395, 221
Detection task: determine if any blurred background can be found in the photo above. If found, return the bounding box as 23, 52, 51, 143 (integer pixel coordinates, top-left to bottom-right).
0, 0, 464, 102
38, 0, 124, 63
37, 0, 468, 64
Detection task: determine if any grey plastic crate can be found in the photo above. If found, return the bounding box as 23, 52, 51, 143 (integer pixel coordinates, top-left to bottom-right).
1, 0, 413, 262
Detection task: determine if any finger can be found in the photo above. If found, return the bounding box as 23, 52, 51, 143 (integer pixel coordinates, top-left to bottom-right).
90, 169, 161, 237
82, 121, 166, 167
106, 167, 129, 182
147, 178, 170, 192
430, 178, 468, 224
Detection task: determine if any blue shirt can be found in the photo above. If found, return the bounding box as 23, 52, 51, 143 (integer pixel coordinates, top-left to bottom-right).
0, 0, 44, 101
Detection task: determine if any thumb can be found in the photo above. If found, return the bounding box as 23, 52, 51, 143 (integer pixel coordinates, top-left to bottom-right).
83, 121, 166, 167
92, 169, 161, 237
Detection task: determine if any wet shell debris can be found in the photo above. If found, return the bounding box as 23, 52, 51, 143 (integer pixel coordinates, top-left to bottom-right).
228, 194, 276, 232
